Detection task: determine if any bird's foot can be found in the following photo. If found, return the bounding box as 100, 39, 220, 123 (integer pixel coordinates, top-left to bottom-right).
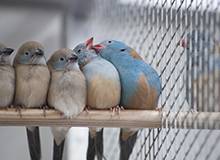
84, 106, 91, 114
40, 104, 48, 118
155, 107, 163, 117
190, 109, 198, 114
5, 104, 12, 110
110, 105, 124, 117
84, 106, 91, 118
15, 105, 24, 119
55, 109, 64, 117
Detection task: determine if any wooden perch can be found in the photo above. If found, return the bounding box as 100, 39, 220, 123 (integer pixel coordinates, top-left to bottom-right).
0, 109, 219, 129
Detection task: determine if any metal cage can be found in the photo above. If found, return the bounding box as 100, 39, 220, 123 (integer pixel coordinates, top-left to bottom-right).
86, 0, 220, 159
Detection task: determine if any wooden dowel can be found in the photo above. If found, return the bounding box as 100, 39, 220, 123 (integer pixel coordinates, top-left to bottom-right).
0, 109, 219, 129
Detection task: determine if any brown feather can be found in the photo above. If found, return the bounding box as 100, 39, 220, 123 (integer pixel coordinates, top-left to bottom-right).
87, 75, 120, 109
130, 48, 143, 60
125, 73, 159, 110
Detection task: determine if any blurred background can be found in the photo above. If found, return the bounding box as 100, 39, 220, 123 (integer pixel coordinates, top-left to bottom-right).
0, 0, 220, 160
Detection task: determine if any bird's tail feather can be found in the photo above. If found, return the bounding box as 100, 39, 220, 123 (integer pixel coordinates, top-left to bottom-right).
87, 130, 96, 160
53, 139, 65, 160
26, 127, 41, 160
95, 128, 104, 160
119, 128, 138, 160
87, 128, 104, 160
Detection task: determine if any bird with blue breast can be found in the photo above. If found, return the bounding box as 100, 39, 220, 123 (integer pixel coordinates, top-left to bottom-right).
93, 39, 162, 160
179, 29, 220, 111
73, 37, 121, 160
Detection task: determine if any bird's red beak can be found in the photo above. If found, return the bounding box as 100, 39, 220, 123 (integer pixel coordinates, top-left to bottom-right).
92, 43, 105, 52
180, 39, 186, 47
85, 37, 93, 50
178, 39, 189, 48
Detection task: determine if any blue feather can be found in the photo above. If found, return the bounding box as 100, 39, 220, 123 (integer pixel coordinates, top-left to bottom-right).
98, 39, 161, 106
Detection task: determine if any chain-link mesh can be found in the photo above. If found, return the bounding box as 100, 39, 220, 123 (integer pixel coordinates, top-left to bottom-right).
88, 0, 220, 159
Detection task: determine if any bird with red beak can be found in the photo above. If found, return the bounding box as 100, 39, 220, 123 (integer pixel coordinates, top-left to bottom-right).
73, 38, 121, 160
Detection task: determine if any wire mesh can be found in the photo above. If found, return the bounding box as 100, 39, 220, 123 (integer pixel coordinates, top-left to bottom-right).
88, 0, 220, 159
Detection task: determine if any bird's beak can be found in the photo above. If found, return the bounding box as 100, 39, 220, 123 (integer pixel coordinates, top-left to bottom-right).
2, 48, 14, 55
35, 49, 44, 56
85, 37, 93, 50
92, 43, 105, 52
68, 54, 78, 62
177, 39, 188, 47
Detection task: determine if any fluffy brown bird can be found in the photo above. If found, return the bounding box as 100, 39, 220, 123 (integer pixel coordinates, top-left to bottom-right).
13, 41, 50, 160
0, 43, 15, 108
47, 48, 87, 160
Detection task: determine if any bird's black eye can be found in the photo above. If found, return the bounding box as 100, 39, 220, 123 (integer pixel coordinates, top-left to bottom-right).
121, 48, 126, 52
60, 57, 64, 61
107, 40, 113, 44
25, 52, 29, 55
77, 49, 82, 53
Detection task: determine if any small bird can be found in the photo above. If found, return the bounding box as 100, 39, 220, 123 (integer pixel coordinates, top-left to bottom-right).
93, 40, 162, 160
0, 43, 15, 109
13, 41, 50, 160
73, 37, 121, 160
47, 48, 87, 160
179, 30, 220, 111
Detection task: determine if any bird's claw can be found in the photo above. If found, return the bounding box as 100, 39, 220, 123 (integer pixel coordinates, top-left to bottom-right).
110, 105, 124, 117
58, 110, 64, 117
15, 105, 23, 119
84, 106, 91, 114
40, 104, 48, 118
190, 109, 198, 114
84, 106, 91, 118
155, 107, 162, 117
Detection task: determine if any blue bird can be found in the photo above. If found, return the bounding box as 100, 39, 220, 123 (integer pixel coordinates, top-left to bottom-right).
93, 39, 162, 160
179, 29, 220, 111
73, 38, 121, 160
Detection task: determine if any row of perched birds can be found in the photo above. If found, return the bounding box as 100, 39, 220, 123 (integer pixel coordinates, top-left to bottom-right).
0, 38, 162, 160
0, 29, 219, 160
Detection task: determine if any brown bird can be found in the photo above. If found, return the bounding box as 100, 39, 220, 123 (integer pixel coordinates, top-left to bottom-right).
47, 48, 87, 160
73, 38, 121, 160
0, 43, 15, 109
13, 41, 50, 160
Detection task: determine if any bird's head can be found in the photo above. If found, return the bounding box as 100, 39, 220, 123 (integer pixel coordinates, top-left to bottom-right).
73, 37, 98, 67
0, 43, 14, 65
178, 30, 212, 53
13, 41, 46, 67
178, 30, 215, 67
92, 39, 130, 61
47, 48, 79, 72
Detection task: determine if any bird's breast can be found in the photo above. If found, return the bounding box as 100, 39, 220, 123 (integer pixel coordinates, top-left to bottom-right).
87, 74, 121, 109
14, 65, 50, 108
123, 72, 159, 110
48, 70, 86, 118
